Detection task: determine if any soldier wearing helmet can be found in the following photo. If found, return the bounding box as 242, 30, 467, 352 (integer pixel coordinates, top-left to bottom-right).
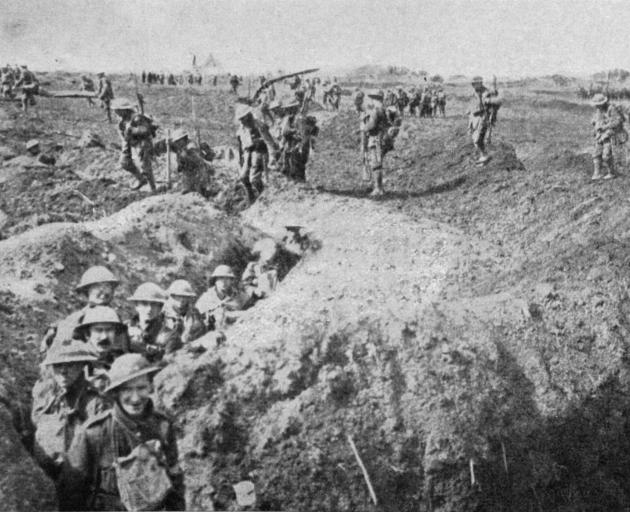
196, 264, 251, 332
242, 238, 280, 301
361, 90, 389, 197
127, 282, 175, 361
80, 74, 96, 106
278, 100, 317, 182
162, 279, 206, 345
75, 306, 128, 367
31, 338, 108, 481
59, 354, 185, 511
236, 104, 267, 203
13, 65, 39, 113
40, 265, 121, 354
467, 76, 501, 165
590, 93, 625, 180
113, 97, 158, 192
167, 129, 214, 197
96, 72, 114, 122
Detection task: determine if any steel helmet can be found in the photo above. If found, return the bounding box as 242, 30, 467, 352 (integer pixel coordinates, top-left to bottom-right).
236, 104, 253, 121
111, 98, 136, 111
104, 353, 161, 393
591, 93, 608, 107
43, 338, 98, 366
170, 129, 189, 143
128, 282, 168, 303
252, 238, 277, 259
76, 265, 119, 292
211, 264, 236, 279
26, 139, 40, 151
77, 306, 124, 329
166, 279, 196, 297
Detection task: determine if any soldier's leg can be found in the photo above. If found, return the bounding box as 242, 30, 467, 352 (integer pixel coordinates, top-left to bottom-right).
120, 151, 147, 189
240, 151, 256, 203
139, 145, 156, 191
105, 100, 112, 123
369, 139, 384, 197
592, 142, 604, 180
250, 150, 265, 194
472, 121, 490, 164
603, 142, 616, 180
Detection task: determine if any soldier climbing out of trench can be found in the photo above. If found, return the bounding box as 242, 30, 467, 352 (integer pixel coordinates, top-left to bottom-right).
112, 97, 158, 192
58, 354, 185, 511
196, 264, 251, 335
242, 238, 280, 302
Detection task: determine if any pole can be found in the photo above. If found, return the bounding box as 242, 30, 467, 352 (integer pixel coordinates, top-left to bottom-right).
166, 129, 172, 189
347, 435, 378, 506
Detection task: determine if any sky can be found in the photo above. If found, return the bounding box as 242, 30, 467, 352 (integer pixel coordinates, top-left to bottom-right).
2, 0, 630, 77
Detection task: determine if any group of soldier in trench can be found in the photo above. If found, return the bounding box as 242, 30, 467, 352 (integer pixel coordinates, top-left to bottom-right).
10, 66, 630, 509
31, 233, 292, 510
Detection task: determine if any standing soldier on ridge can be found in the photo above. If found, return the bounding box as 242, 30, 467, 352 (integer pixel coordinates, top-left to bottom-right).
590, 93, 625, 180
360, 90, 389, 197
353, 88, 365, 113
96, 72, 114, 123
229, 74, 240, 94
14, 65, 39, 113
80, 75, 96, 106
467, 76, 500, 165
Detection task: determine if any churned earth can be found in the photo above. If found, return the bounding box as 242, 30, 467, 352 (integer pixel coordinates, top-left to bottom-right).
1, 73, 630, 510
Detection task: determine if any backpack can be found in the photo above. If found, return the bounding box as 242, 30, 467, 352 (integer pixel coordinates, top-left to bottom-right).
114, 440, 173, 511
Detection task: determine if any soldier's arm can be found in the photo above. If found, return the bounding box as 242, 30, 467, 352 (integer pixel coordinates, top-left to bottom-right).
163, 422, 186, 511
58, 426, 92, 510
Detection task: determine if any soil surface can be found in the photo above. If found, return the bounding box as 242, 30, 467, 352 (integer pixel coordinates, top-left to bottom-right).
2, 73, 630, 510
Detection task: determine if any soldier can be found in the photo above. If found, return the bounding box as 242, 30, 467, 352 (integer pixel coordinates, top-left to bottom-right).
236, 105, 267, 203
396, 87, 409, 116
278, 101, 318, 182
74, 306, 129, 370
436, 87, 446, 117
408, 87, 421, 117
14, 64, 39, 113
467, 76, 499, 165
112, 97, 158, 191
32, 338, 107, 481
127, 282, 173, 361
591, 93, 625, 180
59, 354, 185, 511
242, 238, 279, 301
196, 265, 251, 332
168, 129, 214, 197
41, 266, 121, 353
361, 90, 389, 197
229, 74, 240, 94
96, 72, 114, 123
162, 279, 206, 344
1, 65, 14, 98
80, 75, 95, 106
353, 88, 365, 113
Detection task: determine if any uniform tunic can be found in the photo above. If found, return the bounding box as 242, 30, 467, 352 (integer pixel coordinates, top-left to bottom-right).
59, 402, 185, 511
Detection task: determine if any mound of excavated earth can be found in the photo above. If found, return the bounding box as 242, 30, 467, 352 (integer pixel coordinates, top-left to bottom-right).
156, 185, 536, 511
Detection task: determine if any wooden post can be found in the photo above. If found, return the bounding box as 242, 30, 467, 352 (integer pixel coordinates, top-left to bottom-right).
166, 129, 172, 189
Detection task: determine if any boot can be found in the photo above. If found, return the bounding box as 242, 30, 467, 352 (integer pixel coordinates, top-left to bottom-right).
241, 179, 256, 204
603, 159, 616, 180
370, 170, 384, 197
131, 175, 147, 190
591, 158, 603, 180
144, 171, 157, 192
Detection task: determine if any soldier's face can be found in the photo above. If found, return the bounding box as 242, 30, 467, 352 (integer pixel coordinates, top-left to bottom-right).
118, 375, 153, 417
215, 277, 234, 295
87, 282, 114, 305
88, 323, 117, 353
169, 295, 191, 314
52, 362, 84, 390
135, 301, 162, 326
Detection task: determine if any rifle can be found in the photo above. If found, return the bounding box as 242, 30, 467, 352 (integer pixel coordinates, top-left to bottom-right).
252, 68, 319, 102
133, 74, 144, 114
487, 75, 499, 145
191, 96, 201, 147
